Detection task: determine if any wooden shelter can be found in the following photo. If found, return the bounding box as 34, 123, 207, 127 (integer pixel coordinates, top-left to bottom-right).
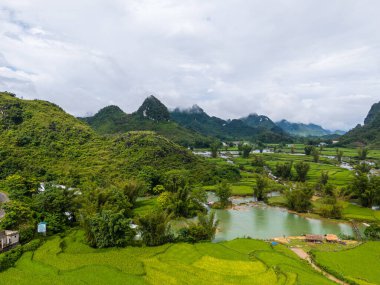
305, 234, 323, 243
326, 234, 339, 243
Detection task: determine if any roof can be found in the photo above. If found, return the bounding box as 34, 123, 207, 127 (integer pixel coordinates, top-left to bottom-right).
305, 234, 324, 241
326, 234, 339, 241
0, 230, 19, 237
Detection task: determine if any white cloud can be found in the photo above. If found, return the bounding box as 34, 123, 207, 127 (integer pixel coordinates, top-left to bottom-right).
1, 0, 380, 130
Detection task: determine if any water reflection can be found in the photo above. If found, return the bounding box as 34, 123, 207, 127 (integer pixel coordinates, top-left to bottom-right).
212, 203, 359, 242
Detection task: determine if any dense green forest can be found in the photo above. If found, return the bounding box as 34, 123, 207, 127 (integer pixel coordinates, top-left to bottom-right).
339, 101, 380, 147
276, 119, 345, 137
80, 96, 215, 148
0, 92, 237, 187
171, 105, 292, 143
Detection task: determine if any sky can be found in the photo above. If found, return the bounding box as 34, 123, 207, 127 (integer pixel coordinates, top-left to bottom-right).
0, 0, 379, 131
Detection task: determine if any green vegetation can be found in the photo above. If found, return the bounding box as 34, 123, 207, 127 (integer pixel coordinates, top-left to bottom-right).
276, 119, 344, 137
0, 93, 240, 246
215, 181, 232, 208
0, 231, 337, 285
0, 93, 233, 187
171, 105, 292, 143
312, 242, 380, 285
339, 100, 380, 147
80, 97, 214, 148
285, 184, 313, 212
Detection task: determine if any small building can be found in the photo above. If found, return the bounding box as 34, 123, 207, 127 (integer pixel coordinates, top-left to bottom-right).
305, 234, 324, 243
326, 234, 339, 243
0, 230, 19, 251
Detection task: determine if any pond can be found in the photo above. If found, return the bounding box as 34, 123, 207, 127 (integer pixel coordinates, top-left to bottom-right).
207, 193, 361, 242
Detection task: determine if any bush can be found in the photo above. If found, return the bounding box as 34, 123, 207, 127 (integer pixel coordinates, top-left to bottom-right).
215, 181, 232, 208
364, 224, 380, 240
138, 209, 173, 246
177, 211, 218, 243
0, 239, 43, 272
285, 184, 313, 212
274, 162, 292, 180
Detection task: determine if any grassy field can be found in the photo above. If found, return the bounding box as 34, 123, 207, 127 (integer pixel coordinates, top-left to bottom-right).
312, 242, 380, 285
237, 153, 355, 187
341, 202, 380, 222
0, 230, 337, 285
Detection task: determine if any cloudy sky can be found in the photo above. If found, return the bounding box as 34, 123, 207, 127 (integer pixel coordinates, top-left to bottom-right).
1, 0, 379, 130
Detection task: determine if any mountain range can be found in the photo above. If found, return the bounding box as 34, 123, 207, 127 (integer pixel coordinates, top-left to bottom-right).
82, 96, 292, 145
275, 120, 345, 137
339, 101, 380, 147
80, 96, 214, 148
0, 92, 230, 187
82, 95, 353, 145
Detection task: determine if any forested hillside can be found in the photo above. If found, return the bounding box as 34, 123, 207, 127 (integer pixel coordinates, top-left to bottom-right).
170, 106, 292, 143
0, 93, 235, 187
339, 101, 380, 147
276, 120, 344, 137
81, 96, 214, 148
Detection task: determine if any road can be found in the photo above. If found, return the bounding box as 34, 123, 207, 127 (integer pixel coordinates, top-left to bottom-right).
0, 192, 9, 219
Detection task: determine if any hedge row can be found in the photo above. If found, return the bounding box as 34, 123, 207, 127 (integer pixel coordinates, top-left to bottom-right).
0, 239, 42, 272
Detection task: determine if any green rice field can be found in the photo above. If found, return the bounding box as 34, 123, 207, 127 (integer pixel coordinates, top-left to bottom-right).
0, 230, 336, 285
312, 242, 380, 285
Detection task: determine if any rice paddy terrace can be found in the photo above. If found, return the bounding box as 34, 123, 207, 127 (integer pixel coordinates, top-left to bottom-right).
0, 231, 338, 285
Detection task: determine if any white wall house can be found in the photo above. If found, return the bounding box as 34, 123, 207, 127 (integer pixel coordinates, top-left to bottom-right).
0, 230, 19, 250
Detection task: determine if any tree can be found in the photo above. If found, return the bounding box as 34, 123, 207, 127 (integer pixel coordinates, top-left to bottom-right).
3, 174, 38, 200
355, 162, 372, 174
358, 147, 369, 160
0, 200, 35, 230
257, 141, 265, 153
274, 161, 293, 180
285, 184, 313, 212
138, 209, 172, 246
31, 183, 76, 233
157, 186, 206, 218
319, 171, 329, 186
0, 200, 36, 242
215, 181, 232, 208
178, 211, 218, 243
86, 210, 135, 248
152, 184, 165, 194
253, 175, 268, 201
351, 174, 380, 208
157, 191, 172, 209
335, 149, 344, 163
162, 169, 189, 192
311, 148, 320, 163
210, 142, 220, 158
241, 144, 253, 158
304, 145, 315, 155
137, 166, 161, 193
364, 224, 380, 240
121, 179, 146, 205
318, 186, 343, 219
294, 161, 310, 182
318, 196, 343, 219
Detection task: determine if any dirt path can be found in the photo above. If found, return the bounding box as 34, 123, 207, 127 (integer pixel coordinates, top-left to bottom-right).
290, 247, 348, 285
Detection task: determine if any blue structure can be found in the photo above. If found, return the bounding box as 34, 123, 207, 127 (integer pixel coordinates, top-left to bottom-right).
37, 222, 47, 234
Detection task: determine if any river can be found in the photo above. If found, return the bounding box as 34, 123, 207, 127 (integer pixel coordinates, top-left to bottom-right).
207, 193, 361, 242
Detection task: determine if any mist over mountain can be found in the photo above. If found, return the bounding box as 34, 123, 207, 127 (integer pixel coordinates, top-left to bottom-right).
276, 120, 345, 137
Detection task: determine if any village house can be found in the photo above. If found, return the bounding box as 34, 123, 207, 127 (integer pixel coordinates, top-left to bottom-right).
325, 234, 339, 243
0, 230, 19, 251
305, 234, 324, 243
